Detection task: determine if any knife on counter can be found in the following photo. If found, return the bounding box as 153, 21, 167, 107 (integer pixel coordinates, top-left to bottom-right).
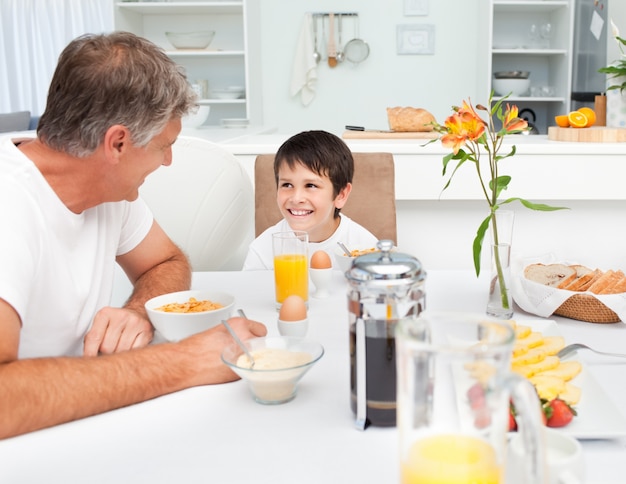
345, 125, 395, 133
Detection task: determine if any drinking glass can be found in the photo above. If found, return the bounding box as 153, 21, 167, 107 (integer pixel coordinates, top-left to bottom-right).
272, 231, 308, 309
540, 22, 552, 48
396, 311, 546, 484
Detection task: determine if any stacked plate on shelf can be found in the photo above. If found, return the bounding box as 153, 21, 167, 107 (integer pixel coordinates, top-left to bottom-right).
212, 86, 245, 100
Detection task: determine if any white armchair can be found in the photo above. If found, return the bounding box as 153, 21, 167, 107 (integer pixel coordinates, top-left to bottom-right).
139, 136, 254, 271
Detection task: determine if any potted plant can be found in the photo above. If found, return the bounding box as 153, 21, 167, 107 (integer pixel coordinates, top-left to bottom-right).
599, 19, 626, 126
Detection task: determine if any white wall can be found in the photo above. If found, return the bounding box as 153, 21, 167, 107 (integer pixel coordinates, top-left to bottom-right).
255, 0, 482, 135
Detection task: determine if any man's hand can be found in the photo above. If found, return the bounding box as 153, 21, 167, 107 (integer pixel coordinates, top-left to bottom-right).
179, 316, 268, 386
83, 306, 154, 356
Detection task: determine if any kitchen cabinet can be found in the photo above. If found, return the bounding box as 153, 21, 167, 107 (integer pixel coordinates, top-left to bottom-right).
114, 1, 262, 127
486, 0, 574, 134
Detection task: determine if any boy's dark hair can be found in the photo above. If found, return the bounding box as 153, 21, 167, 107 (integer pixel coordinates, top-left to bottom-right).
274, 130, 353, 218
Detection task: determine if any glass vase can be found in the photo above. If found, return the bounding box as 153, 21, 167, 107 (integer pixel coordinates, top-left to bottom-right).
487, 243, 513, 318
486, 210, 514, 319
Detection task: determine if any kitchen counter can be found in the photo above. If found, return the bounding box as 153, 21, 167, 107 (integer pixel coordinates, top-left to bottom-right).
179, 130, 626, 202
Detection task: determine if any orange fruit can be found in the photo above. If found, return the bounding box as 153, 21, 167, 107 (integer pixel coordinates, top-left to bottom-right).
577, 107, 596, 127
567, 111, 588, 128
555, 115, 570, 127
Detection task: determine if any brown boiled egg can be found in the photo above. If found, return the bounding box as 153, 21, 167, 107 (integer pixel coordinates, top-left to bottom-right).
279, 295, 307, 322
310, 250, 332, 269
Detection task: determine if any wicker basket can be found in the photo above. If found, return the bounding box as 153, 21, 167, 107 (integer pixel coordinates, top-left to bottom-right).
554, 294, 621, 324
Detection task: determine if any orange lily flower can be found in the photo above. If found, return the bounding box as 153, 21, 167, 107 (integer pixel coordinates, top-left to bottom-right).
503, 104, 528, 132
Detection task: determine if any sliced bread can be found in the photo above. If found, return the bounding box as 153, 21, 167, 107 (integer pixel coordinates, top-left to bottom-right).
562, 265, 595, 291
588, 269, 617, 294
524, 263, 577, 288
598, 270, 626, 294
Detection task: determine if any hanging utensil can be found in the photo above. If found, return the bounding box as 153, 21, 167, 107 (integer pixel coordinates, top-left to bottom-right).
336, 14, 345, 63
327, 13, 337, 68
320, 14, 327, 60
344, 15, 369, 65
312, 15, 321, 64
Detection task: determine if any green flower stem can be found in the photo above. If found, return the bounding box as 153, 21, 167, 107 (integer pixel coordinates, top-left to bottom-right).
490, 212, 510, 310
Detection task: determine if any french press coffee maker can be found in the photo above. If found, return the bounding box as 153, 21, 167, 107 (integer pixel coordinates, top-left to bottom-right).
345, 240, 426, 430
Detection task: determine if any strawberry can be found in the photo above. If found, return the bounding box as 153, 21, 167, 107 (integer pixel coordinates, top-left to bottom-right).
543, 398, 577, 428
508, 407, 518, 432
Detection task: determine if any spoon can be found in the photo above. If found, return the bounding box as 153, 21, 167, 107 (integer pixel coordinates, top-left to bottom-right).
336, 14, 345, 62
221, 319, 255, 368
312, 15, 321, 64
337, 241, 351, 257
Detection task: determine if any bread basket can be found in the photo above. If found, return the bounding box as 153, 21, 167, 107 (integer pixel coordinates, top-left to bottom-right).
554, 294, 620, 324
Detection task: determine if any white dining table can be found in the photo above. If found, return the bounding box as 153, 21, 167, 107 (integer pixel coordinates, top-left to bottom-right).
1, 270, 625, 484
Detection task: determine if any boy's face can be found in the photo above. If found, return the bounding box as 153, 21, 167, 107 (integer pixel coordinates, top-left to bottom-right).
276, 161, 350, 243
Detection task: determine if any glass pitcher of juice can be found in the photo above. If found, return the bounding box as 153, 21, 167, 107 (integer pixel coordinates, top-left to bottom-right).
396, 312, 546, 484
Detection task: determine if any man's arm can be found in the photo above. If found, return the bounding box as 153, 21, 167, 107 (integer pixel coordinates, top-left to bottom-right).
0, 299, 266, 440
83, 221, 191, 356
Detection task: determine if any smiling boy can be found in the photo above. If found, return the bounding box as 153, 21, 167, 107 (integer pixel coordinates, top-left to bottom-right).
243, 130, 378, 270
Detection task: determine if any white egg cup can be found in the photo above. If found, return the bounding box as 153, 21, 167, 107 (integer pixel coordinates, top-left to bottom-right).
310, 267, 333, 298
277, 318, 308, 337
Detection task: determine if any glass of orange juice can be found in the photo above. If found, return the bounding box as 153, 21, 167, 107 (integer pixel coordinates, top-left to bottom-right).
396, 312, 547, 484
272, 231, 308, 309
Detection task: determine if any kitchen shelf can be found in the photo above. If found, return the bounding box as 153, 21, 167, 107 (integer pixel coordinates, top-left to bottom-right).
116, 2, 243, 15
198, 99, 246, 105
486, 0, 574, 134
165, 50, 245, 57
114, 0, 260, 126
492, 49, 567, 55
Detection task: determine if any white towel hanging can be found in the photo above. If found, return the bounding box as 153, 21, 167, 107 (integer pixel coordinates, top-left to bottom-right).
290, 13, 318, 106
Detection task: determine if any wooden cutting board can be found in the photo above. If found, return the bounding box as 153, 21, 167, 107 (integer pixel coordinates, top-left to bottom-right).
342, 130, 439, 140
548, 126, 626, 142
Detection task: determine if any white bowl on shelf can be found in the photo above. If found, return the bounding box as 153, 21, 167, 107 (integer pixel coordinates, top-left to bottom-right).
182, 105, 211, 128
492, 78, 531, 97
212, 86, 245, 100
165, 31, 215, 50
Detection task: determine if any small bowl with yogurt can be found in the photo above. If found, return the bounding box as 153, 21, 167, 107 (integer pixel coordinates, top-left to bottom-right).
221, 336, 324, 404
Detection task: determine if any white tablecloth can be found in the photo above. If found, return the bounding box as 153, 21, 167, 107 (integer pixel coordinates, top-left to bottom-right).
1, 270, 625, 483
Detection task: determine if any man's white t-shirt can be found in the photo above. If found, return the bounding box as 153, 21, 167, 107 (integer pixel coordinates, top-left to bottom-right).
0, 136, 153, 358
242, 213, 378, 270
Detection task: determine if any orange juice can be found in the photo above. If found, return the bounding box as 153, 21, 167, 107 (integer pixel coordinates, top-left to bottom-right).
401, 434, 502, 484
274, 254, 308, 304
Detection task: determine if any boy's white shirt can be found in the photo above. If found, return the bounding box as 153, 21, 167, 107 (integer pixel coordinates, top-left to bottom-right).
242, 213, 378, 270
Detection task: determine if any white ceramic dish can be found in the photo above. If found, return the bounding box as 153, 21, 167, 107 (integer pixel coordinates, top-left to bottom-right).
492, 78, 530, 96
182, 105, 210, 128
165, 31, 215, 50
522, 320, 626, 439
212, 87, 245, 100
145, 290, 234, 341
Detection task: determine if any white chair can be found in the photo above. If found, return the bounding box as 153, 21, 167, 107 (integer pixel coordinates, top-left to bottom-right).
139, 136, 254, 271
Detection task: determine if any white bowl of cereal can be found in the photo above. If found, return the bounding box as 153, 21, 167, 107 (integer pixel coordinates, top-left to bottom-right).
334, 246, 380, 273
221, 336, 324, 404
145, 290, 234, 341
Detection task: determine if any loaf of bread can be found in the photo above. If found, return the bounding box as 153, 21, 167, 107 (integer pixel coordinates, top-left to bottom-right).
386, 107, 435, 132
523, 263, 576, 288
525, 263, 626, 295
